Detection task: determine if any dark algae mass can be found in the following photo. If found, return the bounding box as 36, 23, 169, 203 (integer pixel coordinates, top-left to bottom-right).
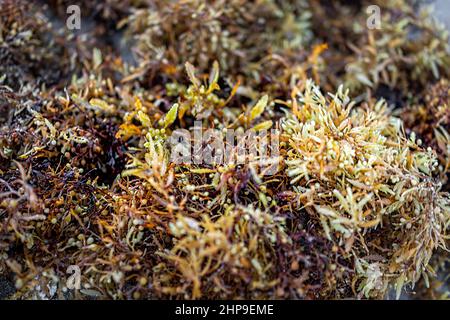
0, 0, 449, 300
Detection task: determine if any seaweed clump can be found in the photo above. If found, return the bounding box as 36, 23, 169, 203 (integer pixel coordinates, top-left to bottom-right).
401, 79, 450, 189
0, 0, 449, 300
0, 0, 71, 90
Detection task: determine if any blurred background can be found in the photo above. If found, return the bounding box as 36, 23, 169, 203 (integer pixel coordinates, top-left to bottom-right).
434, 0, 450, 32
